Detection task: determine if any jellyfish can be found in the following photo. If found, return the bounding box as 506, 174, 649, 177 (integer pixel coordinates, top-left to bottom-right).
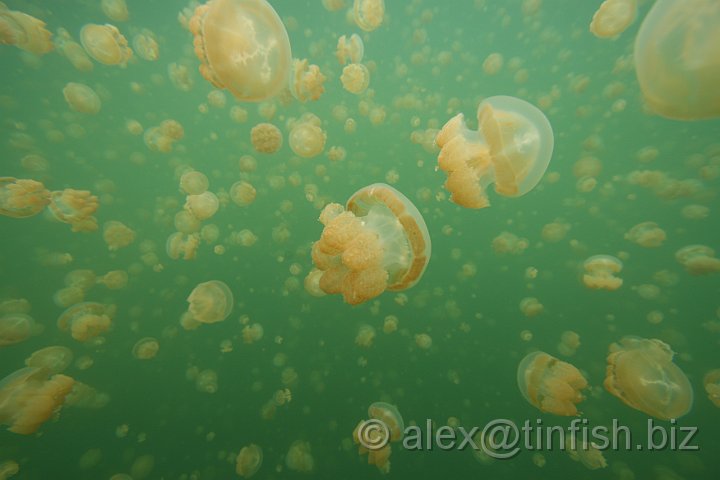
625, 221, 666, 247
53, 286, 84, 308
289, 58, 326, 102
184, 191, 219, 220
54, 28, 93, 71
65, 381, 109, 409
0, 3, 53, 55
340, 63, 370, 94
368, 402, 404, 441
101, 0, 129, 22
166, 232, 200, 260
517, 351, 588, 416
675, 245, 720, 275
195, 369, 218, 393
355, 324, 376, 347
236, 444, 262, 478
79, 23, 132, 67
57, 302, 114, 342
186, 280, 233, 323
589, 0, 637, 39
230, 181, 256, 207
64, 269, 96, 291
311, 183, 431, 305
241, 323, 263, 344
62, 82, 101, 114
285, 441, 314, 473
25, 346, 73, 373
0, 460, 18, 479
97, 270, 128, 290
414, 333, 432, 349
168, 62, 194, 91
483, 52, 503, 75
103, 221, 135, 250
541, 220, 570, 243
0, 313, 42, 346
48, 188, 99, 232
179, 171, 209, 195
0, 177, 50, 218
0, 367, 75, 434
557, 331, 581, 356
491, 231, 528, 255
519, 297, 543, 317
250, 122, 282, 153
353, 0, 385, 31
604, 336, 693, 419
565, 432, 607, 469
132, 29, 159, 61
336, 34, 364, 64
703, 369, 720, 408
288, 113, 326, 158
132, 337, 159, 360
582, 255, 623, 290
435, 95, 554, 209
634, 0, 720, 119
189, 0, 292, 101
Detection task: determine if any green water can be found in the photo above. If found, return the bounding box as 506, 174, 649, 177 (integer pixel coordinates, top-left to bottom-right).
1, 0, 719, 478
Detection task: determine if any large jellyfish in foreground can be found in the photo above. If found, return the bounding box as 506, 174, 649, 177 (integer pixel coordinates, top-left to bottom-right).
517, 351, 588, 416
435, 96, 554, 209
309, 183, 431, 305
604, 336, 693, 419
634, 0, 720, 120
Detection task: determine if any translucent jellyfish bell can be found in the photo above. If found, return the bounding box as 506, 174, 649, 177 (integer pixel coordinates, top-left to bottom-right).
517, 351, 588, 416
236, 444, 262, 478
189, 0, 292, 101
634, 0, 720, 120
436, 95, 554, 209
604, 336, 693, 419
186, 280, 234, 323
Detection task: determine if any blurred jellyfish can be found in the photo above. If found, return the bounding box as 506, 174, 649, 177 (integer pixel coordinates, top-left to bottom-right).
186, 280, 233, 323
703, 369, 720, 408
48, 188, 100, 232
353, 0, 385, 31
355, 324, 375, 347
517, 351, 588, 416
242, 323, 264, 344
101, 0, 129, 22
0, 460, 19, 479
624, 221, 666, 247
0, 178, 50, 218
184, 191, 219, 220
519, 297, 543, 317
0, 313, 42, 346
589, 0, 637, 39
604, 336, 693, 419
63, 82, 101, 114
189, 0, 291, 101
492, 231, 528, 255
675, 245, 720, 275
250, 122, 282, 153
582, 255, 623, 290
436, 96, 554, 208
557, 331, 581, 356
24, 346, 73, 373
103, 221, 135, 250
336, 34, 364, 64
0, 4, 53, 55
179, 171, 209, 195
132, 29, 159, 61
54, 28, 93, 71
414, 333, 432, 349
565, 432, 607, 469
311, 184, 431, 305
65, 381, 109, 409
634, 0, 720, 119
288, 113, 326, 158
132, 337, 159, 360
167, 232, 200, 260
289, 58, 326, 102
195, 368, 218, 393
79, 23, 132, 67
57, 302, 114, 342
236, 444, 262, 478
97, 270, 128, 290
285, 440, 314, 473
230, 181, 256, 207
340, 63, 370, 94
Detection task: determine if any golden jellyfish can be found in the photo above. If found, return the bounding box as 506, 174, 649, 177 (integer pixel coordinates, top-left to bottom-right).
54, 28, 93, 71
195, 368, 218, 393
682, 204, 709, 220
65, 381, 109, 408
52, 286, 84, 308
634, 0, 720, 120
582, 255, 623, 290
0, 367, 74, 435
675, 245, 720, 275
0, 313, 41, 346
132, 337, 159, 360
168, 62, 194, 91
288, 113, 326, 158
624, 221, 666, 247
414, 333, 432, 349
103, 220, 135, 250
285, 440, 314, 473
353, 0, 385, 32
368, 402, 404, 441
189, 0, 292, 101
0, 3, 53, 55
541, 219, 570, 243
79, 23, 132, 67
557, 331, 581, 356
604, 336, 693, 419
101, 0, 129, 22
0, 177, 50, 218
184, 191, 219, 220
517, 351, 588, 416
482, 52, 503, 75
132, 29, 159, 61
336, 33, 364, 64
0, 460, 19, 479
250, 122, 282, 153
57, 302, 114, 342
491, 231, 528, 255
242, 323, 263, 344
703, 369, 720, 407
436, 95, 554, 209
355, 324, 375, 348
519, 297, 543, 317
48, 188, 99, 232
289, 58, 326, 102
25, 346, 73, 374
236, 444, 263, 478
63, 82, 101, 114
97, 270, 128, 290
311, 183, 431, 305
340, 63, 370, 94
186, 280, 233, 323
179, 170, 209, 195
230, 181, 256, 207
64, 269, 96, 291
166, 232, 200, 260
589, 0, 637, 39
565, 432, 607, 469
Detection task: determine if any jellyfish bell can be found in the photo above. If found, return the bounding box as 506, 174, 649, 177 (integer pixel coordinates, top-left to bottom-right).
604, 336, 693, 419
435, 95, 554, 209
0, 4, 53, 55
189, 0, 292, 101
288, 113, 326, 158
0, 177, 50, 218
590, 0, 637, 39
353, 0, 385, 32
517, 351, 588, 416
25, 346, 73, 373
186, 280, 234, 323
582, 254, 623, 290
675, 244, 720, 275
79, 23, 132, 67
634, 0, 720, 120
62, 82, 101, 115
101, 0, 129, 22
57, 302, 114, 342
132, 337, 159, 360
0, 313, 42, 346
236, 444, 263, 478
703, 369, 720, 408
368, 402, 404, 441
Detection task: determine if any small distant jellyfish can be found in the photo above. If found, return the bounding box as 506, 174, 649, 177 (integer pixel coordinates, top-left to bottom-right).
557, 331, 581, 356
565, 432, 607, 469
353, 0, 385, 32
103, 221, 135, 250
184, 191, 219, 220
101, 0, 129, 22
236, 444, 263, 478
675, 245, 720, 275
415, 333, 432, 349
336, 34, 364, 64
492, 231, 529, 255
54, 28, 93, 71
0, 178, 50, 218
624, 221, 666, 247
57, 302, 114, 342
79, 23, 132, 67
519, 297, 543, 317
189, 0, 292, 101
186, 280, 234, 324
517, 351, 588, 416
288, 113, 326, 158
582, 255, 623, 290
703, 369, 720, 408
355, 324, 376, 348
242, 323, 264, 344
289, 58, 326, 102
590, 0, 637, 39
168, 62, 194, 91
435, 96, 554, 209
0, 313, 42, 346
604, 336, 693, 419
230, 181, 256, 207
340, 63, 370, 94
132, 337, 159, 360
311, 184, 431, 305
179, 171, 209, 195
97, 270, 128, 290
250, 122, 283, 153
286, 440, 314, 473
132, 29, 159, 61
195, 369, 218, 393
482, 52, 503, 75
